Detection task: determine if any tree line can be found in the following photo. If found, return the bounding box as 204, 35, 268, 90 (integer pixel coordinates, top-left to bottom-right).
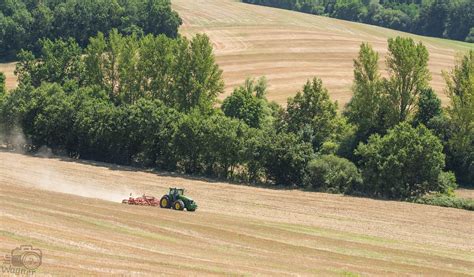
0, 32, 472, 209
0, 0, 182, 60
242, 0, 474, 43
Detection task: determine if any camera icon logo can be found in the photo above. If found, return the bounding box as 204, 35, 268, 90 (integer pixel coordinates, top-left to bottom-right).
10, 245, 42, 270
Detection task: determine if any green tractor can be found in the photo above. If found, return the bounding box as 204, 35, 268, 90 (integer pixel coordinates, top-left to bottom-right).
159, 188, 197, 212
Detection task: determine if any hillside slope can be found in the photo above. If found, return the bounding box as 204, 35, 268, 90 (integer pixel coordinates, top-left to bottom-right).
0, 151, 473, 275
2, 0, 472, 105
173, 0, 473, 105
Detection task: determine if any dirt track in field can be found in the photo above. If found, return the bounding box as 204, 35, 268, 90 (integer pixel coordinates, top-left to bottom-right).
172, 0, 473, 106
1, 151, 473, 276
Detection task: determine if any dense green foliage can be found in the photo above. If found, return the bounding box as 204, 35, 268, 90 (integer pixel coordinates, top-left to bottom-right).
344, 42, 385, 142
0, 0, 182, 59
242, 0, 474, 42
305, 155, 362, 193
222, 77, 272, 129
385, 37, 431, 123
283, 77, 357, 159
173, 111, 249, 177
414, 193, 474, 210
356, 123, 449, 199
345, 40, 473, 190
443, 51, 474, 186
345, 37, 432, 143
15, 31, 223, 111
261, 132, 315, 186
413, 88, 442, 126
285, 78, 339, 149
0, 32, 314, 186
0, 33, 472, 209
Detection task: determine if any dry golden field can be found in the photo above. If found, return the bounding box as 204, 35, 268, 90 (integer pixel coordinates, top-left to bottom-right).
173, 0, 473, 106
0, 151, 473, 276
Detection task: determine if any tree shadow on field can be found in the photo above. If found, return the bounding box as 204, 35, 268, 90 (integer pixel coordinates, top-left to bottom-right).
0, 147, 295, 191
61, 157, 295, 191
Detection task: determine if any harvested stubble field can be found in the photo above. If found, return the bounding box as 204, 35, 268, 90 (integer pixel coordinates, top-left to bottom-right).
0, 151, 473, 276
172, 0, 474, 106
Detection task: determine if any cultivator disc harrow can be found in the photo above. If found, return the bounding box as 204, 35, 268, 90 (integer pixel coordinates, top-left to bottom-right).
122, 194, 160, 206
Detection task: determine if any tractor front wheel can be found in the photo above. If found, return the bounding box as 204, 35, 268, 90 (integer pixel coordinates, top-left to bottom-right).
172, 200, 185, 211
160, 195, 171, 209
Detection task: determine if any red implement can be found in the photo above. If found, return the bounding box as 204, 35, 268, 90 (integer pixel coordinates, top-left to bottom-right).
122, 194, 160, 206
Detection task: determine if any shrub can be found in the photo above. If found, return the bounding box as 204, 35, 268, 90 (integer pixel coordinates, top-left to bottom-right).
173, 111, 246, 177
305, 155, 362, 194
126, 99, 182, 170
285, 77, 338, 150
356, 122, 446, 199
22, 83, 76, 151
240, 128, 268, 183
414, 194, 474, 211
413, 88, 442, 127
222, 77, 270, 129
262, 132, 314, 187
73, 95, 125, 162
436, 171, 458, 196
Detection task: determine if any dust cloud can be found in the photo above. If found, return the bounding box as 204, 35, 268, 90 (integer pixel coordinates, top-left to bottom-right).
30, 163, 132, 202
0, 128, 134, 203
0, 126, 29, 152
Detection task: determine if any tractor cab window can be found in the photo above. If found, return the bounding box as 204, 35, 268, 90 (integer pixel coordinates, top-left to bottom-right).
170, 188, 184, 196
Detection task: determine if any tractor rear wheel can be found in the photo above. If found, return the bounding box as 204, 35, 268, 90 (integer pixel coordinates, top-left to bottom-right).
160, 195, 171, 209
172, 200, 185, 211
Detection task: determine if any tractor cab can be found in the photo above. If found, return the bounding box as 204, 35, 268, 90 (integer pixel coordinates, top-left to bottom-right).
170, 188, 184, 197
